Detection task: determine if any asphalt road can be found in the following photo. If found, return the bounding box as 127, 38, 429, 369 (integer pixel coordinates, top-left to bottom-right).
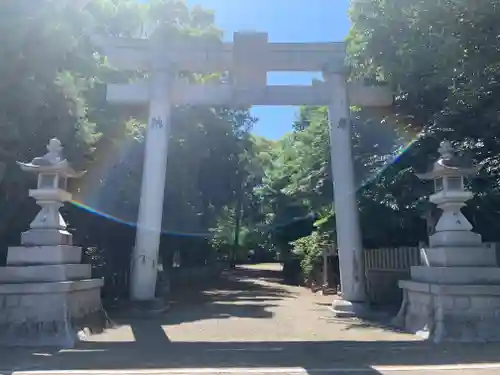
8, 365, 500, 375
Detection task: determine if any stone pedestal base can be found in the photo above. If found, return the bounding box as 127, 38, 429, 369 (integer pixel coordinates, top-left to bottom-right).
21, 228, 73, 247
7, 245, 83, 266
0, 243, 106, 347
394, 280, 500, 342
330, 298, 369, 318
0, 279, 106, 347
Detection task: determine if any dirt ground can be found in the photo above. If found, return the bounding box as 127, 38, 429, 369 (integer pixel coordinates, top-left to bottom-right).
2, 264, 500, 374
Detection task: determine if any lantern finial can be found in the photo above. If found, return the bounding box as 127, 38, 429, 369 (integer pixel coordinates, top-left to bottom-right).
438, 140, 454, 159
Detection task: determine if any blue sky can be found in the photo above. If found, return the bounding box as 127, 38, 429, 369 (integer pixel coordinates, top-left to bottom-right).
185, 0, 351, 139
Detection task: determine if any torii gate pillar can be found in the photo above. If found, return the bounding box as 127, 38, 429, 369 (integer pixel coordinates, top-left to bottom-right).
131, 65, 172, 301
325, 72, 367, 316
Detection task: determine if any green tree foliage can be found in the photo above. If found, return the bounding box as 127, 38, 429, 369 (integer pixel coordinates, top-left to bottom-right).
0, 0, 106, 249
348, 0, 500, 242
349, 0, 500, 138
291, 231, 332, 282
0, 0, 256, 287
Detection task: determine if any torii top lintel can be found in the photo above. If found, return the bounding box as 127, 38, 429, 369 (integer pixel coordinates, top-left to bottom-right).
99, 31, 346, 74
100, 31, 393, 107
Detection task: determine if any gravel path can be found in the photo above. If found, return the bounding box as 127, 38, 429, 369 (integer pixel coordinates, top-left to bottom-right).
134, 264, 417, 343
2, 264, 500, 373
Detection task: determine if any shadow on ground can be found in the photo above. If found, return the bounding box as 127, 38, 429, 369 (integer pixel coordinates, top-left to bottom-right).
4, 339, 500, 373
3, 267, 500, 373
162, 266, 295, 324
172, 267, 293, 303
336, 305, 407, 334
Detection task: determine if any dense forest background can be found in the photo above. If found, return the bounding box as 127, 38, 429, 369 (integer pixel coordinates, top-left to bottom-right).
2, 0, 500, 291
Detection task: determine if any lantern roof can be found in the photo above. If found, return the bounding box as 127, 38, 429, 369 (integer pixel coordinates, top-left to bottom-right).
416, 140, 481, 180
17, 138, 85, 178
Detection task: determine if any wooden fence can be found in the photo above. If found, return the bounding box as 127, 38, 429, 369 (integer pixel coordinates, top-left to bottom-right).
364, 243, 500, 305
364, 246, 420, 305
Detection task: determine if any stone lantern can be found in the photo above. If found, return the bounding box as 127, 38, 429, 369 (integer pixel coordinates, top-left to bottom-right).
18, 138, 85, 246
0, 138, 104, 347
395, 140, 500, 342
416, 140, 481, 248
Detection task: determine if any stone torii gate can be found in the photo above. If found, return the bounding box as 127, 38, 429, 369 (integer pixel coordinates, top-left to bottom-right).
99, 32, 392, 316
